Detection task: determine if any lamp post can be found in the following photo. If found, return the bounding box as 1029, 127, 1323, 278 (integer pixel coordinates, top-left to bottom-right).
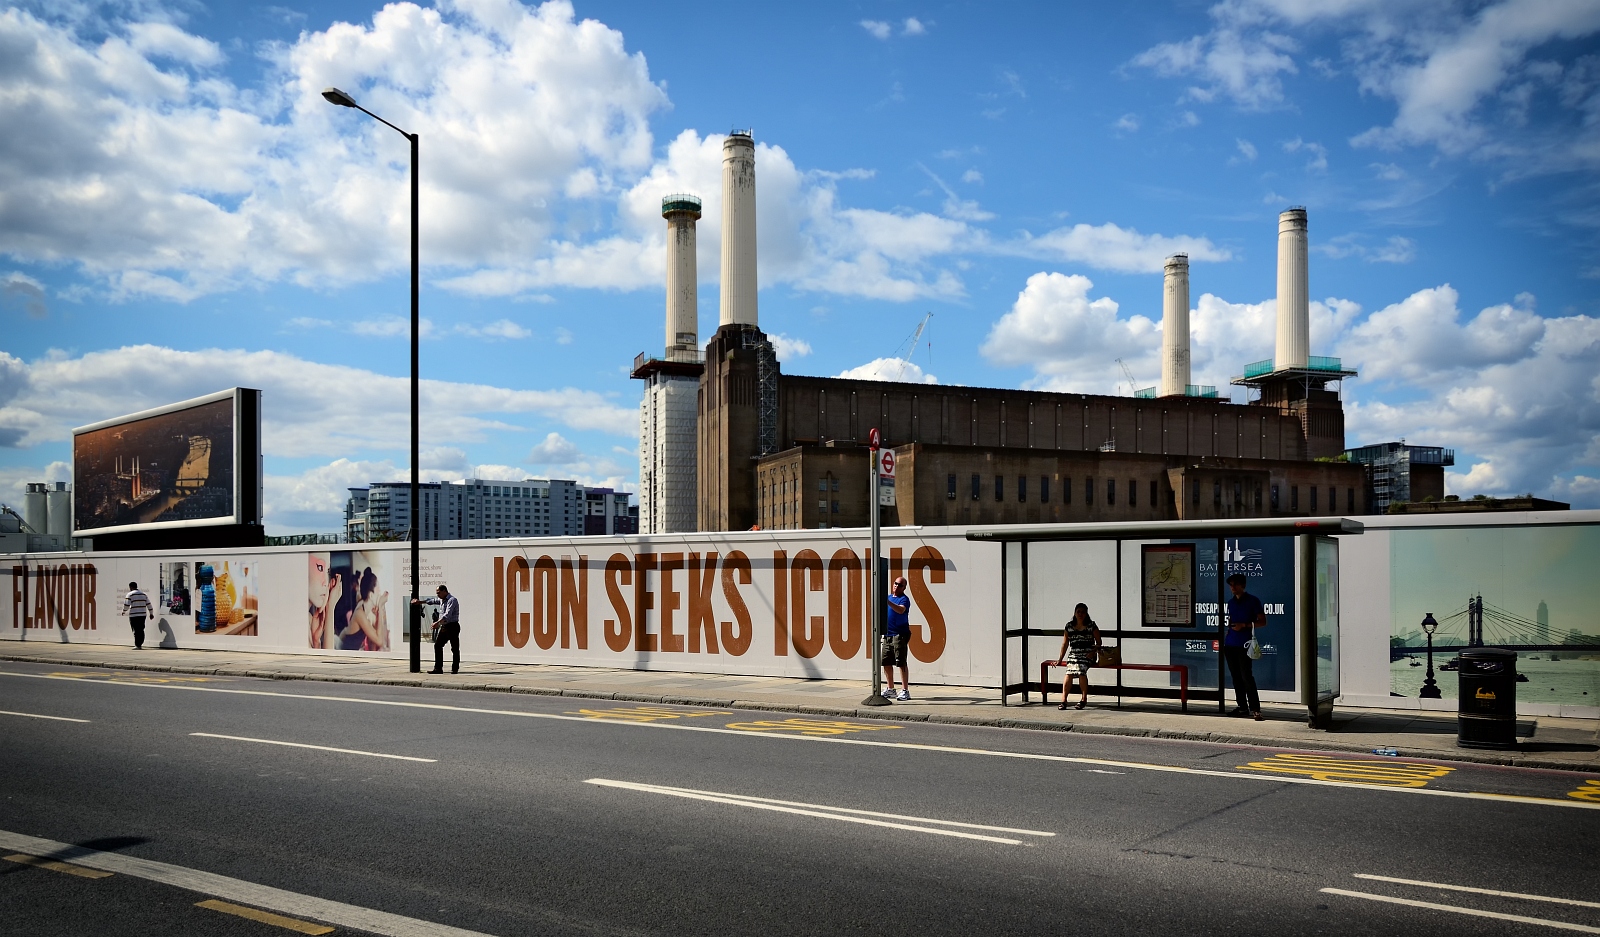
322, 87, 422, 674
1419, 612, 1441, 699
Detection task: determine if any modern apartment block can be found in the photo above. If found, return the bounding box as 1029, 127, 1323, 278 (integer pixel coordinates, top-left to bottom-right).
345, 478, 632, 542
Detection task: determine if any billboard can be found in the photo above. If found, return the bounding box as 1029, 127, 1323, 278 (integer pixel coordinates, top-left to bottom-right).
72, 389, 261, 537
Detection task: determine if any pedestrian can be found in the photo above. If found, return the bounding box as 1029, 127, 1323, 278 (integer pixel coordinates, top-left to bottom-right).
1054, 603, 1101, 710
122, 581, 153, 650
1224, 573, 1266, 721
880, 576, 912, 701
413, 584, 460, 674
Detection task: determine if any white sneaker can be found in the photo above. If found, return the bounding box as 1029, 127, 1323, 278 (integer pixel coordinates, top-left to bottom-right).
880, 687, 894, 699
897, 689, 910, 701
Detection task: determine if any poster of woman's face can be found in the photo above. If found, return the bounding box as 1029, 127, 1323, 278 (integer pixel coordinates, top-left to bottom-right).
308, 551, 391, 652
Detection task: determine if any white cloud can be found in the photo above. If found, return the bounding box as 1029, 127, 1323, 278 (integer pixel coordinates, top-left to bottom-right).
3, 271, 48, 318
0, 344, 638, 460
903, 17, 927, 36
456, 319, 532, 340
1113, 113, 1140, 135
524, 431, 632, 490
961, 169, 984, 184
1008, 222, 1232, 274
1337, 285, 1545, 383
1233, 138, 1259, 163
1315, 233, 1417, 263
1129, 17, 1298, 110
836, 358, 937, 384
980, 272, 1156, 392
1282, 136, 1329, 171
527, 432, 583, 465
860, 19, 892, 40
769, 333, 813, 361
555, 327, 574, 345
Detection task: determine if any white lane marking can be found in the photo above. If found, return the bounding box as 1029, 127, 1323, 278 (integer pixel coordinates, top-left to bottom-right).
0, 708, 88, 723
1353, 875, 1600, 910
0, 828, 497, 937
189, 733, 436, 763
1086, 769, 1126, 775
628, 782, 1055, 837
7, 669, 1596, 811
587, 779, 1029, 844
1321, 888, 1600, 934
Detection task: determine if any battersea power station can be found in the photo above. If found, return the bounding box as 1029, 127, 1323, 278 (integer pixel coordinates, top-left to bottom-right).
634, 132, 1367, 535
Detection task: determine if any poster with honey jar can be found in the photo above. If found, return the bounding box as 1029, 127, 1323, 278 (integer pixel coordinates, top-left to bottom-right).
190, 559, 259, 636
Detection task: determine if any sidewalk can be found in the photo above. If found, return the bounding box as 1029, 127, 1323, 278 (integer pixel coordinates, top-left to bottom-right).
4, 642, 1597, 772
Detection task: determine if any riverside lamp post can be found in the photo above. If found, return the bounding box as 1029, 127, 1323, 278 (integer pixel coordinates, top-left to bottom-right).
1419, 612, 1441, 699
322, 87, 422, 674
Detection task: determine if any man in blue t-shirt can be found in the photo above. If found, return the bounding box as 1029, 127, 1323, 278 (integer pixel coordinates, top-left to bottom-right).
1224, 573, 1266, 720
881, 577, 912, 702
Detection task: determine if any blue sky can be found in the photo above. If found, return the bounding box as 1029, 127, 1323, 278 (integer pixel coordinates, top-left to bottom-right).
2, 0, 1598, 532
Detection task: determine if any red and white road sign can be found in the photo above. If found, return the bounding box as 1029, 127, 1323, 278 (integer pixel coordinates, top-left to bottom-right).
878, 449, 896, 478
868, 428, 880, 450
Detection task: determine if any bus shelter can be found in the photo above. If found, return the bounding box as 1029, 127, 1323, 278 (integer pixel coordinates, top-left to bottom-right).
966, 517, 1360, 728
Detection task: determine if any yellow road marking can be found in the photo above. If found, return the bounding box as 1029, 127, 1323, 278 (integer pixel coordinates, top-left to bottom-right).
1569, 780, 1600, 803
1236, 753, 1454, 787
725, 718, 903, 736
566, 706, 733, 722
4, 852, 114, 878
197, 899, 335, 934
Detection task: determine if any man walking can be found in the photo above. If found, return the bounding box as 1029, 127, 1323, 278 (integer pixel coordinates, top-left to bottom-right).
881, 576, 912, 701
122, 581, 153, 650
414, 584, 460, 674
1224, 573, 1265, 721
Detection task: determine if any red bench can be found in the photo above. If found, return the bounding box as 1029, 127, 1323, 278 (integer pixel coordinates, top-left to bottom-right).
1041, 659, 1189, 711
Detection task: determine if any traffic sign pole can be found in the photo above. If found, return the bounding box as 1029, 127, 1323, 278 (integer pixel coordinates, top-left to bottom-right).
862, 428, 890, 706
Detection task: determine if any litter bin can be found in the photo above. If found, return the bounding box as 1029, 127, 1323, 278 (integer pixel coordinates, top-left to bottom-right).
1457, 647, 1517, 750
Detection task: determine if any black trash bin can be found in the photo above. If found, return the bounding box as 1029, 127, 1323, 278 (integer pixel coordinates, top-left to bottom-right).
1457, 647, 1518, 750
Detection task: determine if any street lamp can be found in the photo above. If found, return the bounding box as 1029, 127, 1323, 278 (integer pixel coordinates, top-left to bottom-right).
323, 87, 422, 674
1419, 612, 1441, 699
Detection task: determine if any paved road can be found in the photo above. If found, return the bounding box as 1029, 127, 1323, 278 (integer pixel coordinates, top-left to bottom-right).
1, 661, 1597, 936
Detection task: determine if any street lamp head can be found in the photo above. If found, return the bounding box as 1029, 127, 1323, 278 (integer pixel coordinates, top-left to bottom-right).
322, 87, 358, 108
1421, 612, 1437, 635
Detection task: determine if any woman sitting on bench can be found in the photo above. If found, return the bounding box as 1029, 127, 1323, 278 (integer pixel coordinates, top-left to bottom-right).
1055, 603, 1102, 710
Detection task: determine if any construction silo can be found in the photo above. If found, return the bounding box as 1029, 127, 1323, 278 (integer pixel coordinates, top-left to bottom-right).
24, 482, 47, 534
46, 482, 71, 536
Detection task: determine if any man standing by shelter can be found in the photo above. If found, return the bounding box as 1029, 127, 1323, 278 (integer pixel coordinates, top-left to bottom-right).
414, 585, 461, 675
881, 577, 912, 701
122, 581, 153, 650
1224, 573, 1265, 721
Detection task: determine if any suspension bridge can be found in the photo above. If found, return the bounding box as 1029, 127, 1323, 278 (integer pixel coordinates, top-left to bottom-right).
1391, 594, 1600, 661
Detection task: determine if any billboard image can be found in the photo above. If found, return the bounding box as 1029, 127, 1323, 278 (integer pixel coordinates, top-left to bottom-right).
71, 389, 260, 536
1390, 526, 1600, 706
309, 551, 394, 652
161, 559, 258, 635
1170, 538, 1297, 693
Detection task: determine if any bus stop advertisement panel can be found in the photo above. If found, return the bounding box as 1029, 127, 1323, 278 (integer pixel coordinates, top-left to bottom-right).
968, 517, 1359, 727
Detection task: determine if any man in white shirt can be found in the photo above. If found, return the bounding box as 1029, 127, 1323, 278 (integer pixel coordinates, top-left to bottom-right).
122, 581, 153, 649
414, 585, 461, 674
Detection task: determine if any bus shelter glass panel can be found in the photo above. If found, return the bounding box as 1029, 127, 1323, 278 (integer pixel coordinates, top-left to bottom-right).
1315, 536, 1339, 702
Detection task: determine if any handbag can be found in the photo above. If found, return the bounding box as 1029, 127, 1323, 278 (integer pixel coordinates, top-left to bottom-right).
1096, 646, 1121, 667
1245, 624, 1262, 660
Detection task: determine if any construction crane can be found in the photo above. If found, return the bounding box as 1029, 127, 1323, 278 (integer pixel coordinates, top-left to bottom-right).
1115, 357, 1139, 397
893, 312, 934, 381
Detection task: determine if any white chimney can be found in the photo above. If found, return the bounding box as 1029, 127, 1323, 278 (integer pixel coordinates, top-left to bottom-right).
1160, 253, 1191, 397
662, 194, 702, 359
1275, 207, 1309, 371
719, 131, 757, 327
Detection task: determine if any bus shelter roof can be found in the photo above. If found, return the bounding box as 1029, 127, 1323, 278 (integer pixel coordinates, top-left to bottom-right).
964, 516, 1363, 543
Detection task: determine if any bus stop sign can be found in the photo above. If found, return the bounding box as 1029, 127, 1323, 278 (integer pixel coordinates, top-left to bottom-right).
878, 449, 896, 479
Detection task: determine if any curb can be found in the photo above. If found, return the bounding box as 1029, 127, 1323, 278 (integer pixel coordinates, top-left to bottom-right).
3, 652, 1593, 773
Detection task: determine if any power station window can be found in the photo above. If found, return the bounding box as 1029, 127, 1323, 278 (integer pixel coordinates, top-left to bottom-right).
1329, 487, 1337, 513
1086, 478, 1094, 506
1190, 480, 1199, 506
832, 477, 839, 492
1234, 481, 1242, 507
818, 479, 827, 492
1017, 476, 1026, 502
1128, 479, 1137, 507
1213, 481, 1222, 508
1040, 476, 1050, 504
1107, 478, 1116, 505
1347, 488, 1355, 513
1150, 480, 1158, 508
971, 474, 980, 501
1255, 484, 1263, 509
1291, 486, 1300, 510
1271, 485, 1280, 511
947, 474, 957, 500
832, 501, 840, 513
1063, 477, 1071, 504
994, 475, 1004, 501
1310, 486, 1318, 513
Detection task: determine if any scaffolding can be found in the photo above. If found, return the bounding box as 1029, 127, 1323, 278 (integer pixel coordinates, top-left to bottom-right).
744, 328, 780, 457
